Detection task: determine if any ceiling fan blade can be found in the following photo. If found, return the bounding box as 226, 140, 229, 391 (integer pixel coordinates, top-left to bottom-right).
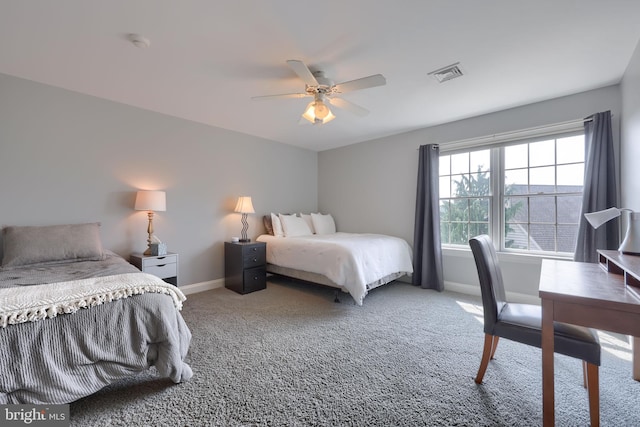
328, 97, 369, 117
334, 74, 386, 93
251, 93, 310, 100
286, 60, 319, 87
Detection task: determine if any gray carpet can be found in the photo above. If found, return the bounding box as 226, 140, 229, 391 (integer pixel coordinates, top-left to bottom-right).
69, 277, 640, 426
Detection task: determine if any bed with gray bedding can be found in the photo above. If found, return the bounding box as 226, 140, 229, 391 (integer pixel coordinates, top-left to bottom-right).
0, 223, 192, 404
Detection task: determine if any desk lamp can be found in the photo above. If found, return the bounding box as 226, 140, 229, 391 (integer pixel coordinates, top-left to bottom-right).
585, 207, 640, 254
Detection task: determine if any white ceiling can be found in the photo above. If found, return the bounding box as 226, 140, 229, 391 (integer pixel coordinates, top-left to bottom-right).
1, 1, 639, 152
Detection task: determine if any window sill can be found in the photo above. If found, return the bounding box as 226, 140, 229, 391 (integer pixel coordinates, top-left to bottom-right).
442, 246, 573, 265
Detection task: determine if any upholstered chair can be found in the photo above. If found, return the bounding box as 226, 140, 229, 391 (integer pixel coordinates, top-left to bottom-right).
469, 234, 601, 426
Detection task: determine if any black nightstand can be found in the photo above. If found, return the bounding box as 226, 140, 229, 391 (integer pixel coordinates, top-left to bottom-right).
224, 241, 266, 294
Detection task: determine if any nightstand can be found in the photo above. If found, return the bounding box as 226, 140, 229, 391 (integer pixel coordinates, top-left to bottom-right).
224, 241, 266, 294
130, 252, 178, 286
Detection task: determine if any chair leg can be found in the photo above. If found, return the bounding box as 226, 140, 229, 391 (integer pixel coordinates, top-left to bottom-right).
475, 334, 497, 384
586, 363, 600, 427
490, 336, 499, 359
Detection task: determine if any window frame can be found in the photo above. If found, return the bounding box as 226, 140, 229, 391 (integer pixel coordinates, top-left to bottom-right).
439, 129, 585, 258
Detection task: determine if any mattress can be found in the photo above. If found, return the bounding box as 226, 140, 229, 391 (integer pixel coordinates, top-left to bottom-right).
256, 232, 413, 305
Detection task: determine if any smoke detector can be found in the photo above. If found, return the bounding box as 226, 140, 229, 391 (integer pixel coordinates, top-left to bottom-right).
428, 62, 464, 83
128, 34, 150, 49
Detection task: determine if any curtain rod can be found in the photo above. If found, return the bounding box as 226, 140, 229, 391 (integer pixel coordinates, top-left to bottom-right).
420, 116, 596, 151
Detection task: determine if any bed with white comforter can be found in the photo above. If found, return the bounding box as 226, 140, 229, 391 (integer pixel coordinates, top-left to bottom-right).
257, 232, 413, 305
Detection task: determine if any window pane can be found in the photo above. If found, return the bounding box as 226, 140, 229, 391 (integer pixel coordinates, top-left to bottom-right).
470, 150, 490, 172
530, 224, 556, 251
505, 168, 528, 195
469, 198, 489, 222
505, 223, 528, 249
451, 199, 469, 221
450, 222, 469, 245
439, 155, 451, 176
530, 197, 555, 223
557, 195, 582, 224
440, 222, 450, 244
530, 166, 555, 188
557, 164, 584, 187
440, 200, 450, 222
439, 176, 451, 198
451, 152, 469, 175
557, 135, 584, 164
529, 140, 555, 167
557, 225, 578, 253
505, 144, 528, 169
505, 197, 528, 223
470, 222, 489, 239
469, 171, 491, 196
451, 174, 468, 197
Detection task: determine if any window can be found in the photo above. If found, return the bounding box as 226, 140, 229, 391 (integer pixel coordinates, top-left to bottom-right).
439, 150, 491, 245
439, 133, 585, 256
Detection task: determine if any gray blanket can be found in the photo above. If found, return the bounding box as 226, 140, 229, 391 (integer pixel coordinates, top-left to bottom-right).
0, 250, 143, 288
0, 251, 192, 404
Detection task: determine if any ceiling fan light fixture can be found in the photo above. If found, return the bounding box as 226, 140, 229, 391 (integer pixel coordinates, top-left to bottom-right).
313, 101, 330, 120
302, 98, 335, 125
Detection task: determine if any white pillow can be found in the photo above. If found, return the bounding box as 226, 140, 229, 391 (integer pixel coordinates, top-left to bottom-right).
311, 213, 336, 235
299, 213, 316, 234
279, 214, 312, 237
271, 213, 284, 237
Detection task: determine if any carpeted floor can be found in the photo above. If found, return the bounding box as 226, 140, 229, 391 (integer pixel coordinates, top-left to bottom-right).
69, 277, 640, 426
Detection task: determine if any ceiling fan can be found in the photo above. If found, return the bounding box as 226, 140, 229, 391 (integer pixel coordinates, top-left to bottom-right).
252, 60, 386, 125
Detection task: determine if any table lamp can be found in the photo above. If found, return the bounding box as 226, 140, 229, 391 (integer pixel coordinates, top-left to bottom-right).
584, 207, 640, 254
234, 196, 255, 242
135, 190, 166, 255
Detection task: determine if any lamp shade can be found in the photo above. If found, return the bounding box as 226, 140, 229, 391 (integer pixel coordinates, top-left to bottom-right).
234, 196, 255, 214
302, 95, 336, 125
135, 190, 166, 212
584, 207, 621, 229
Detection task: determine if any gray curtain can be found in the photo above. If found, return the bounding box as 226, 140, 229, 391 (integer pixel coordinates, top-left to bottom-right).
574, 110, 618, 262
413, 144, 444, 291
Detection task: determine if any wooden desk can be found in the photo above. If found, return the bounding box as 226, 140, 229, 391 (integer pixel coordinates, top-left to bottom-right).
539, 254, 640, 426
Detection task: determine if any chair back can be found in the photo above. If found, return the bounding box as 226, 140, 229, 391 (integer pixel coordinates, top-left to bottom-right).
469, 235, 507, 333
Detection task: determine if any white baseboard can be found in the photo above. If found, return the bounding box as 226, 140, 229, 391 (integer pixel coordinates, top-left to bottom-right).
445, 281, 541, 305
178, 277, 540, 304
180, 278, 225, 296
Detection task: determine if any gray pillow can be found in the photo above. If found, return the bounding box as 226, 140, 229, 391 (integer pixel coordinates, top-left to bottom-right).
1, 223, 105, 268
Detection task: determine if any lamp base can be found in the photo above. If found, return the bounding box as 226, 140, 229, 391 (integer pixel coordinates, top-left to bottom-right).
239, 238, 251, 243
619, 212, 640, 255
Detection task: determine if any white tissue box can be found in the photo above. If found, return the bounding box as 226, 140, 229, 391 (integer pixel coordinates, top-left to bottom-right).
150, 243, 167, 256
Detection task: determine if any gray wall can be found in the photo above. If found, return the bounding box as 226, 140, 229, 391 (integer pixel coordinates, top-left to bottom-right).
621, 40, 640, 211
0, 73, 318, 286
319, 85, 622, 299
3, 41, 638, 296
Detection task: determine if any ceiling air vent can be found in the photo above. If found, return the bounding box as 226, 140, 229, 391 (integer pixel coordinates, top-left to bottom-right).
428, 62, 463, 83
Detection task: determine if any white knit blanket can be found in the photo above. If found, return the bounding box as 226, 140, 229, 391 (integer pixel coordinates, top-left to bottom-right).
0, 273, 186, 328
